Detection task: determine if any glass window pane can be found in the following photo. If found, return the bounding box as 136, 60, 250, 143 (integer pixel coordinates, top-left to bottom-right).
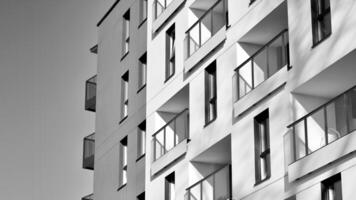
253, 48, 268, 87
201, 13, 212, 45
188, 25, 200, 57
165, 120, 175, 151
294, 120, 306, 160
326, 96, 348, 143
202, 176, 214, 200
306, 109, 326, 153
214, 167, 230, 200
212, 0, 225, 35
268, 36, 286, 76
238, 62, 253, 98
348, 89, 356, 132
189, 184, 201, 200
155, 131, 164, 160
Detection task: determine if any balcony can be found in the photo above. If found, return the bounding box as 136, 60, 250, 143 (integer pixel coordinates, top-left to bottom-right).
233, 29, 289, 102
186, 165, 231, 200
85, 75, 97, 112
82, 193, 93, 200
184, 0, 227, 72
287, 86, 356, 163
152, 0, 186, 33
83, 133, 95, 170
152, 109, 189, 162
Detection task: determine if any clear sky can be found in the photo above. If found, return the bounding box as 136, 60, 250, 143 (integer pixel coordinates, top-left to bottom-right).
0, 0, 114, 199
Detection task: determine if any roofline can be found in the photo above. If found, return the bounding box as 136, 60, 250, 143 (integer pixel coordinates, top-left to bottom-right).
97, 0, 121, 27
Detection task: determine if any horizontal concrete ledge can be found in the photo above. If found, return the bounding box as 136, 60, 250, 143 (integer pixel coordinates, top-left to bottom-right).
184, 28, 226, 73
152, 0, 186, 33
233, 66, 288, 118
151, 139, 188, 175
288, 130, 356, 182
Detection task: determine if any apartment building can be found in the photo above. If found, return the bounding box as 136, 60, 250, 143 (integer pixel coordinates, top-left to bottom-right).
82, 0, 356, 199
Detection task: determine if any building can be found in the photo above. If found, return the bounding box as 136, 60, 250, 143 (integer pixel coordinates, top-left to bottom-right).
82, 0, 356, 199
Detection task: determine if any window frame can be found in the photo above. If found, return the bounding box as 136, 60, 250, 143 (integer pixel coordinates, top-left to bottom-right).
165, 24, 175, 82
138, 53, 147, 92
165, 172, 175, 200
119, 136, 128, 189
204, 61, 217, 126
122, 9, 130, 57
254, 109, 271, 185
139, 0, 148, 26
311, 0, 332, 46
321, 173, 342, 200
137, 120, 146, 160
120, 71, 129, 122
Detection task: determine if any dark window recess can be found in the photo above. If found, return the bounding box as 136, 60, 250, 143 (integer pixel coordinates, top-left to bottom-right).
311, 0, 331, 45
165, 24, 175, 81
122, 10, 130, 56
254, 109, 271, 184
321, 174, 342, 200
205, 61, 217, 125
137, 192, 145, 200
137, 120, 146, 158
121, 71, 129, 121
138, 53, 147, 90
139, 0, 148, 24
119, 136, 128, 187
165, 172, 175, 200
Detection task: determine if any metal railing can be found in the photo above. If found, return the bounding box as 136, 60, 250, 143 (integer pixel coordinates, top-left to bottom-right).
153, 0, 174, 19
85, 75, 97, 112
152, 109, 189, 161
82, 193, 94, 200
185, 0, 227, 59
287, 86, 356, 163
233, 29, 289, 102
83, 133, 95, 170
185, 165, 232, 200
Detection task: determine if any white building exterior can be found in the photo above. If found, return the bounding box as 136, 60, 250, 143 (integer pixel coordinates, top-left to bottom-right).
82, 0, 356, 200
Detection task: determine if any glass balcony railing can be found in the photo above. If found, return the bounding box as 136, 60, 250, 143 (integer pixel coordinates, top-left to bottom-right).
185, 0, 227, 59
233, 29, 289, 102
83, 133, 95, 170
152, 109, 189, 161
82, 193, 94, 200
85, 75, 97, 112
185, 165, 232, 200
287, 86, 356, 163
153, 0, 174, 19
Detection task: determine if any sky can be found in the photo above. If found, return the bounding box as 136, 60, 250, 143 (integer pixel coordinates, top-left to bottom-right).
0, 0, 114, 199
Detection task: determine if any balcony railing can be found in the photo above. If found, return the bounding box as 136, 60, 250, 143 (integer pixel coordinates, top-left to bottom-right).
233, 29, 289, 102
287, 86, 356, 163
153, 0, 174, 19
152, 109, 189, 161
185, 0, 227, 59
82, 193, 94, 200
185, 165, 232, 200
85, 75, 97, 112
83, 133, 95, 170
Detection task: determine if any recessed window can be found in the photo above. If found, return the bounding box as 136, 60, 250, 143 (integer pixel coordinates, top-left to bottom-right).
205, 61, 217, 125
165, 172, 175, 200
139, 0, 148, 24
122, 10, 130, 56
249, 0, 257, 5
137, 192, 145, 200
321, 174, 342, 200
121, 71, 129, 121
138, 53, 147, 91
137, 120, 146, 159
119, 136, 128, 187
311, 0, 331, 46
254, 109, 271, 184
165, 24, 175, 81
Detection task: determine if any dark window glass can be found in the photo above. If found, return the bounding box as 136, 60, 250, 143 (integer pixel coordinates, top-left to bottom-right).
311, 0, 331, 45
321, 174, 342, 200
166, 24, 175, 81
165, 172, 175, 200
205, 61, 217, 124
123, 10, 130, 55
121, 71, 129, 120
119, 136, 128, 186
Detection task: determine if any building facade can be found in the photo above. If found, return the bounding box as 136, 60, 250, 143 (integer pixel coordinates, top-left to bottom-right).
83, 0, 356, 199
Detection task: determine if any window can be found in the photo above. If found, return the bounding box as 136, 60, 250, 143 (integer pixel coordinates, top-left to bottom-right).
254, 109, 270, 184
138, 53, 147, 91
123, 10, 130, 56
165, 24, 175, 81
165, 172, 175, 200
121, 71, 129, 121
321, 174, 342, 200
137, 192, 145, 200
311, 0, 331, 45
249, 0, 257, 5
205, 61, 217, 125
137, 120, 146, 159
119, 136, 128, 187
139, 0, 148, 24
